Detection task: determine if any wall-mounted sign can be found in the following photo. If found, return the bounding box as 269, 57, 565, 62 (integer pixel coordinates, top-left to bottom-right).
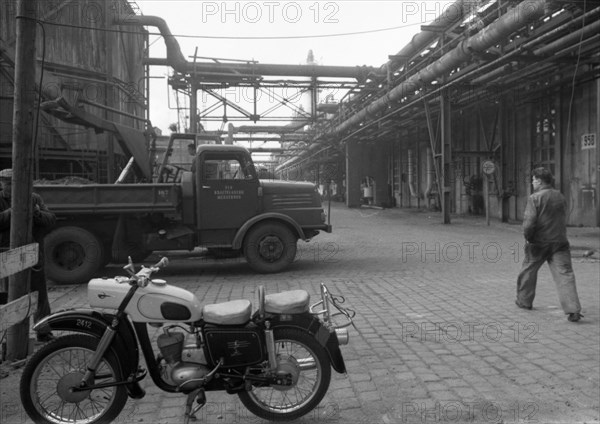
581, 133, 596, 150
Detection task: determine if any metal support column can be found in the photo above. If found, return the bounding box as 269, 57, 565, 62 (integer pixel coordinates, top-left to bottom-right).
189, 79, 198, 134
597, 77, 600, 226
423, 100, 443, 210
440, 80, 452, 224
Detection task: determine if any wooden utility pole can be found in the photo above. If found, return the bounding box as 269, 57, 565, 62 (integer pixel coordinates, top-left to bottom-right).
7, 0, 38, 360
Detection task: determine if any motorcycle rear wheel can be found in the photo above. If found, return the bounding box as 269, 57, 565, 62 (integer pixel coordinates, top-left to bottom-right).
20, 334, 128, 424
238, 327, 331, 421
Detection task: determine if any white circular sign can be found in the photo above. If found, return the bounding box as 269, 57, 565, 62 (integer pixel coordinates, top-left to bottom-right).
482, 160, 496, 175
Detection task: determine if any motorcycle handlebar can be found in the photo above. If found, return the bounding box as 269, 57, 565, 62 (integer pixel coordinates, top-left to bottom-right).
123, 257, 169, 287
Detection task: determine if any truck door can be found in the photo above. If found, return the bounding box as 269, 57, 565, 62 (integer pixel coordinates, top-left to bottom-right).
197, 152, 260, 237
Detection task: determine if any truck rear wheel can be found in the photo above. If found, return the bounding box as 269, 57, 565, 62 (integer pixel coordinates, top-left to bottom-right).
243, 222, 297, 273
45, 226, 105, 284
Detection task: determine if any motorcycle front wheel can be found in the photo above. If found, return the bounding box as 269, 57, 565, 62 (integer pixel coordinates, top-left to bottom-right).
238, 327, 331, 421
20, 334, 128, 424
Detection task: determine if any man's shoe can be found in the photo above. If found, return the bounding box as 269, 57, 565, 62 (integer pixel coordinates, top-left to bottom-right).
568, 312, 583, 322
36, 332, 55, 343
515, 300, 532, 310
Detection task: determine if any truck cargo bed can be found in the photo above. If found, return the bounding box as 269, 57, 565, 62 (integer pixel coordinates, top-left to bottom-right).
33, 183, 180, 214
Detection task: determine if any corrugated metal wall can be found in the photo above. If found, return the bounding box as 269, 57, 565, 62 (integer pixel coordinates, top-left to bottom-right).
0, 0, 147, 181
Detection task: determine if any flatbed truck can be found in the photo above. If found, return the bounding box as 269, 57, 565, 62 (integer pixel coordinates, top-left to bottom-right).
34, 144, 331, 283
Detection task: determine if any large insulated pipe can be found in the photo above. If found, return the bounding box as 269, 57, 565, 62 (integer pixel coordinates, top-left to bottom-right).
471, 6, 600, 84
116, 15, 375, 80
332, 0, 548, 136
386, 0, 466, 72
277, 0, 548, 172
146, 58, 376, 80
114, 15, 187, 73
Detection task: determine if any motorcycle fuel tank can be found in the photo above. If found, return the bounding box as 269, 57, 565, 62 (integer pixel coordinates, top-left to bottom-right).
88, 277, 203, 323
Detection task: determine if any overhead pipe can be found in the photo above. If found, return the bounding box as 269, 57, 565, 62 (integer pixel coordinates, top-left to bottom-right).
386, 0, 467, 72
277, 0, 549, 172
472, 7, 600, 84
333, 0, 548, 136
114, 15, 187, 73
533, 16, 600, 56
146, 58, 377, 80
116, 15, 376, 80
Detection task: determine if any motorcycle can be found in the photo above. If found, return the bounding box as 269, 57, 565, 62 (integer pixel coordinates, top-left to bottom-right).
20, 257, 354, 424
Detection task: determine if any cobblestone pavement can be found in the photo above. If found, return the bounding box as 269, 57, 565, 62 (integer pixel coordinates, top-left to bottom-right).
2, 204, 599, 424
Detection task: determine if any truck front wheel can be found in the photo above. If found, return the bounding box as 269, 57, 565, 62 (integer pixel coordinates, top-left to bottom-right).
243, 222, 297, 273
44, 226, 104, 284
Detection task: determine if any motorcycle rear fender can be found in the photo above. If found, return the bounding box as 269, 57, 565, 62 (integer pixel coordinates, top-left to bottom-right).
268, 313, 346, 374
34, 309, 142, 397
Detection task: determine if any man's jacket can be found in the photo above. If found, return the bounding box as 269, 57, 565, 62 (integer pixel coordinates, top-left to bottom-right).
522, 185, 568, 245
0, 192, 56, 249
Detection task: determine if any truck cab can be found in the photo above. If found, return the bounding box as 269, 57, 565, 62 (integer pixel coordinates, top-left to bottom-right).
185, 144, 331, 273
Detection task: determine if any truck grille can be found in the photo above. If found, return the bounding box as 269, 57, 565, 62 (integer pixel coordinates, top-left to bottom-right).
271, 193, 314, 208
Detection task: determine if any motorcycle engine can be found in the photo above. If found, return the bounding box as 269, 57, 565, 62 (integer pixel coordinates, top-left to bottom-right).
158, 331, 210, 389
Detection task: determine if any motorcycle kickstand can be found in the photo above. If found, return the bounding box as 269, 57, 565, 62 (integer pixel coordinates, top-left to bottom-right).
183, 388, 206, 424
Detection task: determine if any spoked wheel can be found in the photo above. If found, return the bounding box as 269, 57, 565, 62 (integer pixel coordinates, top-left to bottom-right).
238, 328, 331, 421
20, 334, 127, 424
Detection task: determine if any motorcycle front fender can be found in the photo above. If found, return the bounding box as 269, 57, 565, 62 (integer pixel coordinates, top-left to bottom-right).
34, 309, 143, 398
268, 313, 346, 374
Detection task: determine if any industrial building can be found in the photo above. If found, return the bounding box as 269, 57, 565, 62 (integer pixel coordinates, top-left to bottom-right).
1, 0, 598, 225
0, 0, 148, 182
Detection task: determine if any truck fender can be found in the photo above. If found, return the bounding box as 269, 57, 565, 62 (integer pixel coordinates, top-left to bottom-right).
268, 313, 346, 374
34, 309, 143, 398
232, 213, 305, 250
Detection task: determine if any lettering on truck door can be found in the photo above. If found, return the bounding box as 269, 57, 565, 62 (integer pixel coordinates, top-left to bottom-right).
198, 153, 260, 231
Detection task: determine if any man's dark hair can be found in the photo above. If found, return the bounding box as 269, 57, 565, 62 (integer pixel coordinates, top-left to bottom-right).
532, 167, 554, 185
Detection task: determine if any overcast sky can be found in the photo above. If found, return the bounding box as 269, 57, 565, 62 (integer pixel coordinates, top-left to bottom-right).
135, 1, 457, 133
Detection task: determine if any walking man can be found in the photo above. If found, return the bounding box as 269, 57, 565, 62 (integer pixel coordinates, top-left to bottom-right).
515, 167, 583, 322
0, 168, 56, 340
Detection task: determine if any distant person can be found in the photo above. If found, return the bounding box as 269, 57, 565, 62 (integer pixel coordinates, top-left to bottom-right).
515, 167, 582, 322
258, 167, 275, 180
188, 143, 196, 157
188, 143, 197, 173
0, 168, 56, 341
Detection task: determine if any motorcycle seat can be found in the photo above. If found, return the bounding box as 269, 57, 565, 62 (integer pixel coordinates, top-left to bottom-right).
265, 290, 310, 314
202, 299, 252, 325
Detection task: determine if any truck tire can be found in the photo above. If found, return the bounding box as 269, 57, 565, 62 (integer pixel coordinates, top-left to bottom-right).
243, 222, 297, 273
44, 226, 105, 284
